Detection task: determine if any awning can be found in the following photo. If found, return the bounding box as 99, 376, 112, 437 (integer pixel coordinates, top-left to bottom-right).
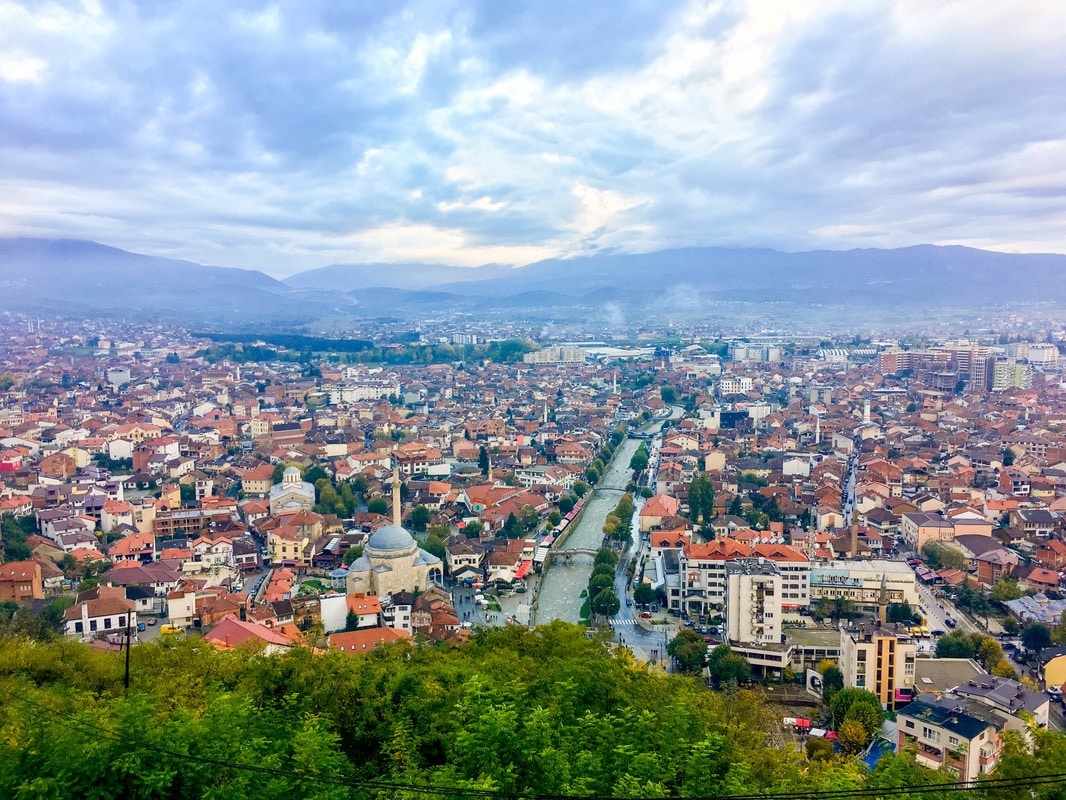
514, 560, 533, 579
825, 731, 838, 741
794, 718, 811, 729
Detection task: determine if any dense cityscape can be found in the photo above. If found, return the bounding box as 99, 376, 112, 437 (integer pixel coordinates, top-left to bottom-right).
0, 307, 1065, 793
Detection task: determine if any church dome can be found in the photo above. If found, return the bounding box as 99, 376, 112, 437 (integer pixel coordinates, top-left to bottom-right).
367, 524, 415, 552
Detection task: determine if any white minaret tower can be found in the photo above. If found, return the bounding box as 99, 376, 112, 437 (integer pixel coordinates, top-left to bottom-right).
863, 400, 871, 425
391, 465, 402, 527
543, 402, 548, 424
815, 415, 821, 445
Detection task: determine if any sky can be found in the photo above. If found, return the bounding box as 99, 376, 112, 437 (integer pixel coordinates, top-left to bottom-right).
1, 0, 1065, 278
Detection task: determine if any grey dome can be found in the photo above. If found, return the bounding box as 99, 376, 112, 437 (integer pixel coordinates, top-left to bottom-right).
367, 524, 415, 552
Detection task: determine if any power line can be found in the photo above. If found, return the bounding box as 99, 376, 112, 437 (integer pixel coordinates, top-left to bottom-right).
5, 691, 1066, 800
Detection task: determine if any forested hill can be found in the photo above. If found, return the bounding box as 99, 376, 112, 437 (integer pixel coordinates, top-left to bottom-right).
0, 623, 1062, 799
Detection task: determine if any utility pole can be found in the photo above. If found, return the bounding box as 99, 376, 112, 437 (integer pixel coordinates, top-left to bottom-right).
124, 614, 132, 695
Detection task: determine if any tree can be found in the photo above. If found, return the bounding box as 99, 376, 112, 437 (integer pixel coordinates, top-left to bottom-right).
805, 737, 834, 761
463, 521, 484, 539
886, 601, 915, 625
304, 465, 330, 486
921, 541, 968, 571
594, 549, 619, 568
342, 546, 363, 565
727, 494, 743, 517
830, 687, 883, 734
633, 583, 656, 606
836, 719, 870, 756
590, 588, 620, 619
821, 665, 844, 706
629, 446, 649, 473
991, 576, 1023, 603
572, 481, 588, 498
422, 533, 446, 561
367, 497, 389, 516
547, 510, 562, 527
688, 474, 715, 526
1022, 621, 1054, 653
478, 446, 489, 474
660, 385, 676, 404
519, 504, 540, 533
558, 495, 576, 515
1052, 616, 1066, 646
668, 629, 707, 674
707, 645, 751, 687
936, 630, 977, 659
408, 505, 431, 532
588, 574, 614, 595
344, 609, 360, 632
502, 512, 520, 538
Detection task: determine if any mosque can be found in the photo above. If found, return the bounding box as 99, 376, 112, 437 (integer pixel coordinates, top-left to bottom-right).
345, 469, 443, 596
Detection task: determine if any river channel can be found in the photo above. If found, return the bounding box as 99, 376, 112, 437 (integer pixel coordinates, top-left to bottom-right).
531, 437, 642, 625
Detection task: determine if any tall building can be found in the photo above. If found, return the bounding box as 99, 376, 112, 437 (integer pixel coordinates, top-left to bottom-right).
839, 619, 917, 710
725, 560, 782, 646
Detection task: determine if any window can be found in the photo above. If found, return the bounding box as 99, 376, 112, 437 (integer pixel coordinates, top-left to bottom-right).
922, 727, 941, 743
74, 622, 83, 633
949, 736, 959, 746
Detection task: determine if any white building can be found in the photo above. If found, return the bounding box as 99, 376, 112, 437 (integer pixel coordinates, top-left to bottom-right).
725, 560, 782, 645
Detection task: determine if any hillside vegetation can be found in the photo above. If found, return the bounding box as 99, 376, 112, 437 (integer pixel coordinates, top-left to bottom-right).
0, 622, 1061, 799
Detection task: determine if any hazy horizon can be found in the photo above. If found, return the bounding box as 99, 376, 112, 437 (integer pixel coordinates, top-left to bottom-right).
2, 2, 1065, 278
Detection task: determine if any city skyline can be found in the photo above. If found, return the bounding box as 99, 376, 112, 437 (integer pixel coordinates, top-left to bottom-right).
1, 1, 1065, 277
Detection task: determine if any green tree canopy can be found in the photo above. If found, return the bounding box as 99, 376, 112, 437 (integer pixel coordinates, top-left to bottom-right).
408, 505, 432, 532
590, 588, 620, 619
1022, 621, 1054, 653
633, 583, 657, 606
668, 629, 707, 674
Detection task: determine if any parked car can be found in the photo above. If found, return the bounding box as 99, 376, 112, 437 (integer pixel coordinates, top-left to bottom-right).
945, 618, 956, 628
639, 611, 653, 619
931, 629, 945, 637
146, 618, 157, 626
136, 622, 146, 632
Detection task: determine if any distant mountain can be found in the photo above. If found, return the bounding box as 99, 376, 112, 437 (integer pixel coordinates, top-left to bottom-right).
3, 237, 1063, 327
0, 238, 312, 323
284, 261, 515, 291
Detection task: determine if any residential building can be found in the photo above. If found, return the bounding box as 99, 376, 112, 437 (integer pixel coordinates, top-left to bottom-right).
725, 560, 782, 645
840, 619, 917, 710
896, 695, 1003, 780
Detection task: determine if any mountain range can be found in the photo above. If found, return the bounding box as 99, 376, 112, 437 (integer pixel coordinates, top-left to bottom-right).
0, 237, 1063, 328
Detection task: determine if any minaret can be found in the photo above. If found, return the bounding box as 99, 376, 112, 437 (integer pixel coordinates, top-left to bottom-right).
487, 454, 492, 483
877, 572, 889, 625
543, 402, 548, 424
815, 415, 821, 445
391, 465, 402, 527
863, 400, 871, 425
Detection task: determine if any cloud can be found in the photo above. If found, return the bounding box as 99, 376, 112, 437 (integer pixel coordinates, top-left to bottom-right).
0, 0, 1064, 276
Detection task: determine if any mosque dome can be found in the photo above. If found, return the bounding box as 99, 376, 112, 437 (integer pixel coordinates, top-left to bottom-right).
366, 524, 416, 552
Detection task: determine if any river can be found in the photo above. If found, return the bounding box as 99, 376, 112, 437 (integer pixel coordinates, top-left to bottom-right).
531, 437, 642, 624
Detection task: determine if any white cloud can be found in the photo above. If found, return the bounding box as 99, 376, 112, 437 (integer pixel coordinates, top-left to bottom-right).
0, 0, 1064, 275
0, 51, 46, 82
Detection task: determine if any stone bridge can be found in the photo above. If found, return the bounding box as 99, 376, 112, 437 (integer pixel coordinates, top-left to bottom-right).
549, 548, 600, 564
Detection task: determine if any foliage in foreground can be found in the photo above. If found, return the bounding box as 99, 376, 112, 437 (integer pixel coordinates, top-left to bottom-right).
0, 622, 1062, 799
